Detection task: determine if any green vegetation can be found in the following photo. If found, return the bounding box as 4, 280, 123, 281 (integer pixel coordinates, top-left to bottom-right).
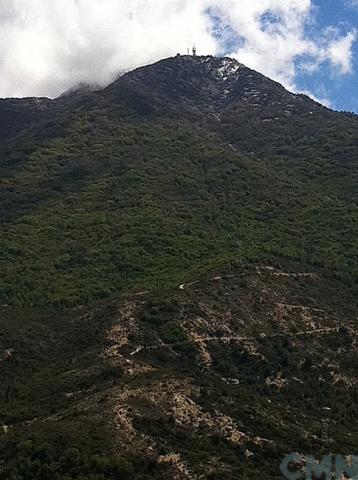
1, 445, 134, 480
0, 107, 357, 306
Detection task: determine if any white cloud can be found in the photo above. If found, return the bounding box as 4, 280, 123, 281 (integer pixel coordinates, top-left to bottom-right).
0, 0, 217, 97
210, 1, 356, 91
326, 30, 356, 73
0, 0, 356, 99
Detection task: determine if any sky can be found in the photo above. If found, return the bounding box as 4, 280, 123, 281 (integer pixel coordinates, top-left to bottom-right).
0, 0, 357, 112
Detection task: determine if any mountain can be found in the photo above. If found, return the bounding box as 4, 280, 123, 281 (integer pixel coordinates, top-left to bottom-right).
0, 55, 357, 479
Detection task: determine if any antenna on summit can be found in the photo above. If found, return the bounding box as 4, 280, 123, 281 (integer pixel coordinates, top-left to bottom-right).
192, 45, 197, 56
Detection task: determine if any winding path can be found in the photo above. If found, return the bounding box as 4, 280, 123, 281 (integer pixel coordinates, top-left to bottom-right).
129, 326, 345, 356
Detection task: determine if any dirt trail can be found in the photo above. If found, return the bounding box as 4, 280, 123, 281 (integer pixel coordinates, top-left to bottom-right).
129, 326, 345, 356
127, 266, 345, 357
134, 267, 320, 295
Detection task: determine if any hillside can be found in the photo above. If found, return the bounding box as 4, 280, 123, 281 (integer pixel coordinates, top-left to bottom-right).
1, 265, 357, 479
0, 55, 357, 479
0, 55, 357, 306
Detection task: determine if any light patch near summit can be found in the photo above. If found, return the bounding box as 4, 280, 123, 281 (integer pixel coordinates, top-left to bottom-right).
215, 58, 244, 80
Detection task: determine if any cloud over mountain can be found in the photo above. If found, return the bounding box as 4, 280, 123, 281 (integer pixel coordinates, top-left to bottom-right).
0, 0, 356, 99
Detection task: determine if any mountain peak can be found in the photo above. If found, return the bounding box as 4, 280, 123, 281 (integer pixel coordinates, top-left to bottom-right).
106, 54, 323, 119
147, 54, 246, 77
172, 54, 246, 81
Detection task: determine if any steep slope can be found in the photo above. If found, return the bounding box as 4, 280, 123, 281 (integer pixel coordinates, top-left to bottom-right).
1, 265, 357, 479
0, 56, 357, 306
